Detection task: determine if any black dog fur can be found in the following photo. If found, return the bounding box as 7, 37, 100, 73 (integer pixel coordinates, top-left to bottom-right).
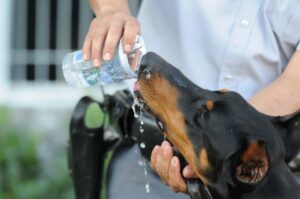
136, 52, 300, 199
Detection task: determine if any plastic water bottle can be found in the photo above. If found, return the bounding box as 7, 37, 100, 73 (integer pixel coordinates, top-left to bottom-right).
62, 36, 146, 88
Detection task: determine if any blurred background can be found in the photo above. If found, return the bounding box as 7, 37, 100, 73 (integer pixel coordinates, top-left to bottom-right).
0, 0, 141, 198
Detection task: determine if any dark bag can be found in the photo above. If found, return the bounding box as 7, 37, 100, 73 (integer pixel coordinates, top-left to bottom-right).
68, 90, 218, 199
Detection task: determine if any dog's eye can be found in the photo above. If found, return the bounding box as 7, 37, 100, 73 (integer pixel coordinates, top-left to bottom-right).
156, 118, 165, 132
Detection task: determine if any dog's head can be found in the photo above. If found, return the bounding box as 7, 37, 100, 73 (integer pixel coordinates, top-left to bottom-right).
135, 52, 300, 196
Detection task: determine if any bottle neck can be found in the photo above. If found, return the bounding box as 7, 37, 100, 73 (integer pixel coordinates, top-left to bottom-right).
120, 36, 147, 78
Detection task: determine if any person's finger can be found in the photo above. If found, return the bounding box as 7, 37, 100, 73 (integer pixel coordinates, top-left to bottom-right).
82, 35, 92, 60
155, 145, 166, 183
168, 156, 187, 193
123, 19, 140, 52
171, 187, 180, 193
150, 145, 160, 171
91, 36, 106, 67
88, 18, 108, 66
103, 22, 124, 61
183, 165, 198, 178
160, 141, 173, 182
90, 25, 107, 66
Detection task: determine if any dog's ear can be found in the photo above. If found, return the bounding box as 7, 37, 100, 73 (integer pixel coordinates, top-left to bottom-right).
273, 109, 300, 123
271, 109, 300, 161
234, 140, 269, 184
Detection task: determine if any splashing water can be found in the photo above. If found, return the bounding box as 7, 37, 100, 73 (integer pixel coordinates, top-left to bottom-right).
145, 182, 151, 193
143, 68, 151, 80
132, 94, 144, 118
132, 93, 152, 197
140, 142, 146, 149
140, 118, 145, 133
146, 73, 151, 80
140, 127, 144, 133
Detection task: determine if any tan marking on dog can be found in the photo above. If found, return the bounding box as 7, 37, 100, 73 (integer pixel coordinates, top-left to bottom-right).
206, 100, 214, 111
218, 89, 230, 94
199, 148, 210, 171
139, 74, 209, 185
240, 141, 268, 164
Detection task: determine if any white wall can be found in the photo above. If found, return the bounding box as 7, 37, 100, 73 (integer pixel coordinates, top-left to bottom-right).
0, 0, 12, 103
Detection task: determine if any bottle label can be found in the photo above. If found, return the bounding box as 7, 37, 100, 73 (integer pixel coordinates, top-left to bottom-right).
73, 51, 83, 64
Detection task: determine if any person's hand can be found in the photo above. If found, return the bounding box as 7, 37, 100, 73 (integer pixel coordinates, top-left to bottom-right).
82, 6, 141, 67
150, 141, 198, 193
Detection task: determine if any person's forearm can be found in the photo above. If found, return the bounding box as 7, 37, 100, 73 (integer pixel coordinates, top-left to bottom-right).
249, 51, 300, 116
88, 0, 130, 16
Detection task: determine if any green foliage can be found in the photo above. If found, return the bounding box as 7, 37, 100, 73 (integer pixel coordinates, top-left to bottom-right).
84, 102, 106, 129
0, 107, 74, 199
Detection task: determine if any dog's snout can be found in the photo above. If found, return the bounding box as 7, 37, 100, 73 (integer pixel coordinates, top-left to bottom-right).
138, 52, 167, 78
140, 52, 161, 67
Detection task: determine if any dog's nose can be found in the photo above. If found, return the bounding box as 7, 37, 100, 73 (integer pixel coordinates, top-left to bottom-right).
140, 52, 161, 67
139, 52, 164, 76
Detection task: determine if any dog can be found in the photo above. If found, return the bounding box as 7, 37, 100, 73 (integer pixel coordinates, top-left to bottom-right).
134, 52, 300, 199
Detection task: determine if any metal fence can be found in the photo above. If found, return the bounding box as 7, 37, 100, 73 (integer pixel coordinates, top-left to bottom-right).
11, 0, 94, 82
10, 0, 141, 83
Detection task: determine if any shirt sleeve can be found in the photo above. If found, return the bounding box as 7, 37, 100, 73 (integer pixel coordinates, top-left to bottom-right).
280, 0, 300, 51
267, 0, 300, 51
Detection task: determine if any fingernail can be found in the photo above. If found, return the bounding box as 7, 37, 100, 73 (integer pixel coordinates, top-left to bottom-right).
83, 53, 88, 60
171, 157, 177, 166
93, 59, 100, 67
103, 52, 111, 61
153, 145, 159, 151
162, 141, 169, 147
163, 146, 169, 156
124, 44, 131, 52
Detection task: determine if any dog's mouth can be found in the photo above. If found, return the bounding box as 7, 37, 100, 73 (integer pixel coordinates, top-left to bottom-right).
134, 80, 167, 133
133, 81, 147, 111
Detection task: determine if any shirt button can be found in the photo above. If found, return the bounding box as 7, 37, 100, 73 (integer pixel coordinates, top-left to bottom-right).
241, 19, 249, 27
224, 74, 233, 81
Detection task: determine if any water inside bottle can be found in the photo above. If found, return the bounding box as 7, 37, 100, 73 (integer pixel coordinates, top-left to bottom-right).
63, 51, 132, 87
62, 36, 146, 87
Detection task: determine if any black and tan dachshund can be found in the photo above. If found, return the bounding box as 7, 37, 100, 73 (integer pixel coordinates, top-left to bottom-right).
134, 52, 300, 199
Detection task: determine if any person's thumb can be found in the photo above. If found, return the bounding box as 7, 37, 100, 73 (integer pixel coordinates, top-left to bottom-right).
183, 165, 197, 178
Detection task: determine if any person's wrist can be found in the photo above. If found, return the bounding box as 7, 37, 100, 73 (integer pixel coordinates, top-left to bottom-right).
98, 4, 130, 17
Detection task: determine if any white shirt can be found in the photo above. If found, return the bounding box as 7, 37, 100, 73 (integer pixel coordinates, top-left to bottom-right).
137, 0, 300, 99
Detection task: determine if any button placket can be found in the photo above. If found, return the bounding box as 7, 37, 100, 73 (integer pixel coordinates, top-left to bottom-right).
218, 0, 261, 91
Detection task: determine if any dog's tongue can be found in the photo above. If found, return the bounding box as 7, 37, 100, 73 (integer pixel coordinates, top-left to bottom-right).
134, 81, 140, 92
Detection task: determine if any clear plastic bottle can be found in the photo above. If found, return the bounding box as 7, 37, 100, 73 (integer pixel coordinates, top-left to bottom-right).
62, 36, 146, 88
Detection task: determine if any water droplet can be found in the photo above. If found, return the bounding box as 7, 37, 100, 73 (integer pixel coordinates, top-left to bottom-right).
141, 120, 144, 125
138, 160, 146, 166
132, 95, 144, 118
145, 183, 151, 193
163, 134, 167, 140
140, 128, 144, 133
140, 142, 146, 149
144, 167, 148, 176
146, 73, 151, 79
